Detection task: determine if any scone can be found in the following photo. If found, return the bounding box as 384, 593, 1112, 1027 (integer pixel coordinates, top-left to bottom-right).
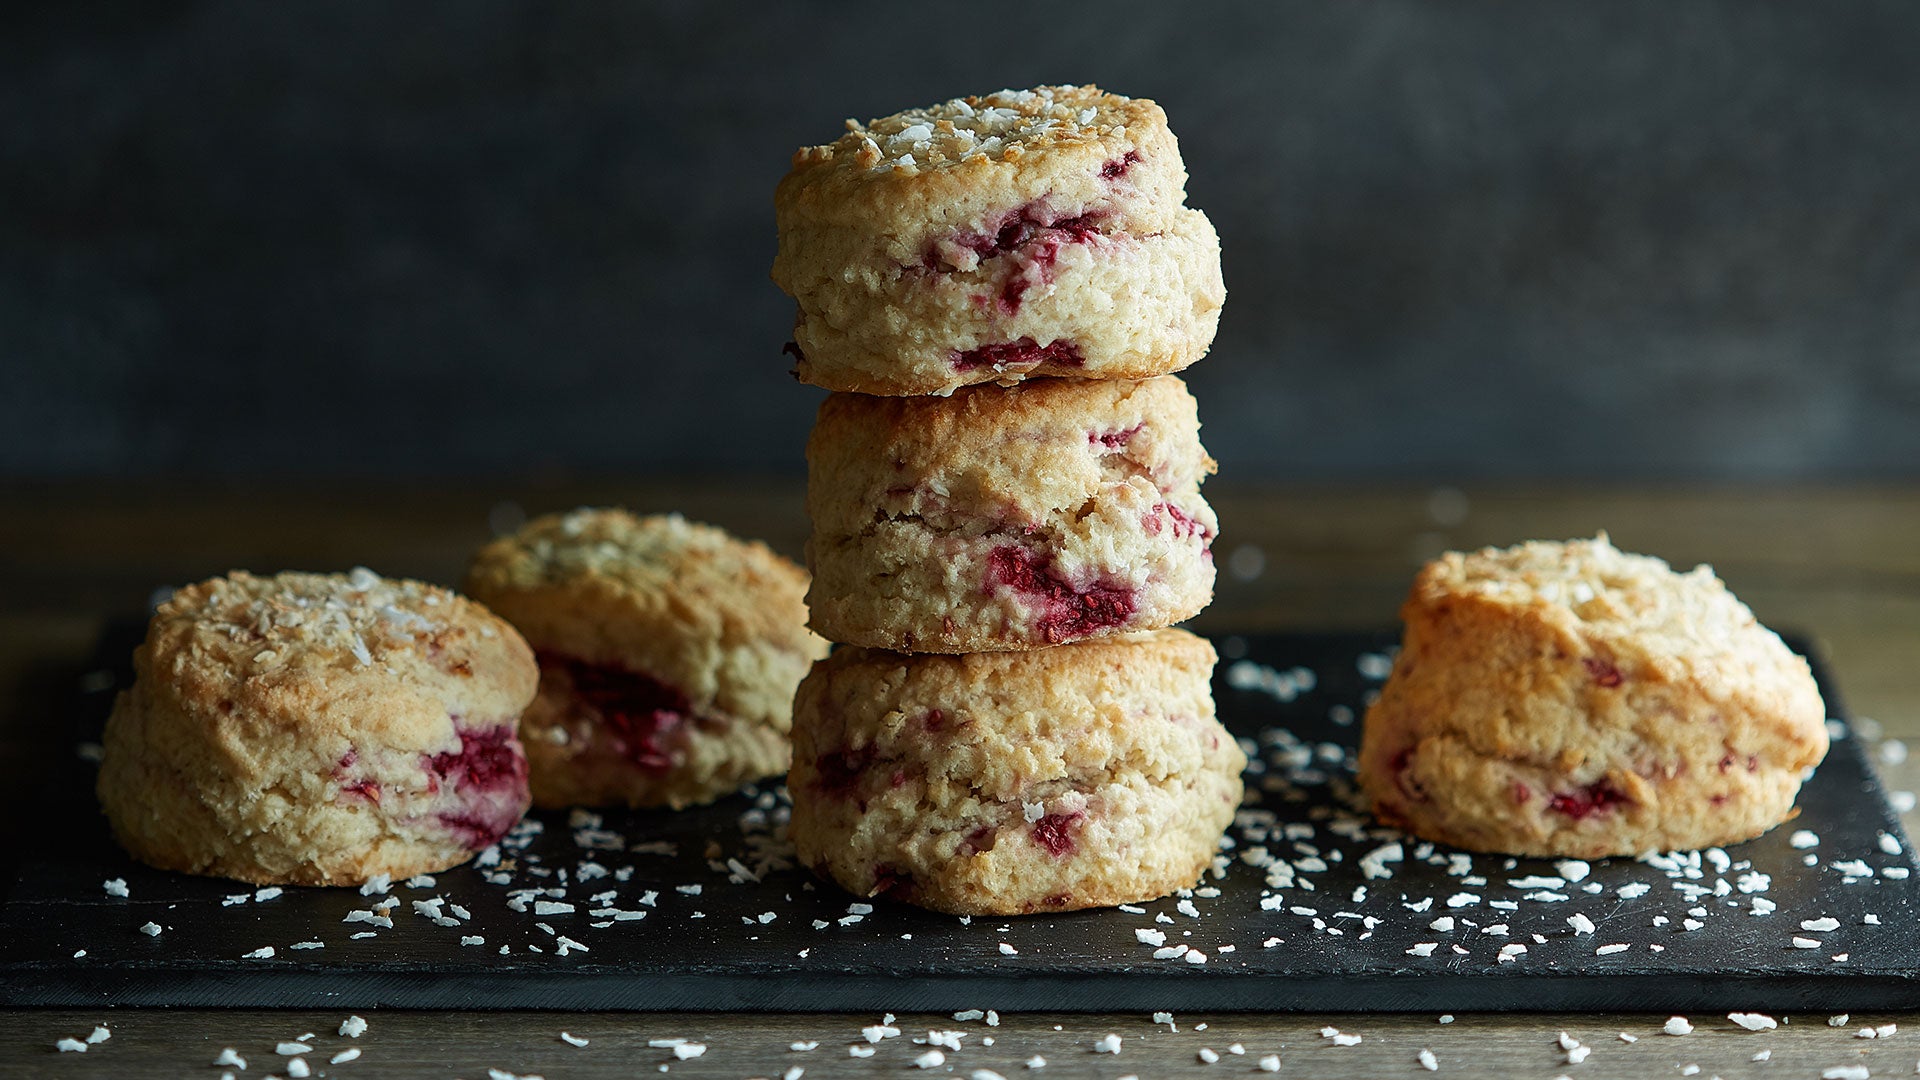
465, 509, 829, 810
789, 629, 1244, 915
773, 84, 1225, 396
1357, 535, 1829, 859
96, 569, 537, 886
807, 375, 1217, 653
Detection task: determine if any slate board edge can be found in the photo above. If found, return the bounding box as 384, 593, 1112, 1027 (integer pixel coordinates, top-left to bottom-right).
3, 967, 1918, 1013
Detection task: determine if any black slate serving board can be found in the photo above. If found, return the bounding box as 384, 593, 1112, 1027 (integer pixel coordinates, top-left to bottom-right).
2, 627, 1914, 1012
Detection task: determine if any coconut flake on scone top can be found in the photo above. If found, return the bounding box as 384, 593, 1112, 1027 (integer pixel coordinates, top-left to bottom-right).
777, 85, 1190, 237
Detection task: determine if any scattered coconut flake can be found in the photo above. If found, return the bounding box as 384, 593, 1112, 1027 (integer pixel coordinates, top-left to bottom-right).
673, 1042, 706, 1059
1418, 1048, 1439, 1070
102, 878, 129, 898
1729, 1013, 1777, 1031
1259, 1055, 1281, 1072
1664, 1017, 1693, 1036
1595, 943, 1630, 956
341, 1015, 369, 1037
331, 1048, 361, 1064
914, 1050, 946, 1069
140, 921, 162, 937
1093, 1033, 1123, 1054
56, 1038, 88, 1053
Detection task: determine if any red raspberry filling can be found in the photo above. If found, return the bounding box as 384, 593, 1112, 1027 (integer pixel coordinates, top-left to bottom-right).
951, 338, 1084, 372
926, 200, 1110, 316
1547, 780, 1629, 820
869, 865, 914, 900
541, 652, 692, 775
425, 722, 529, 848
929, 202, 1105, 271
1583, 657, 1624, 687
986, 544, 1136, 643
333, 749, 383, 804
1029, 810, 1086, 857
1100, 150, 1142, 180
813, 745, 876, 798
1145, 501, 1214, 553
1090, 423, 1144, 450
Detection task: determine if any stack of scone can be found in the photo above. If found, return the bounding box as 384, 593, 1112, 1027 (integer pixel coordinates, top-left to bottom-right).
773, 85, 1246, 915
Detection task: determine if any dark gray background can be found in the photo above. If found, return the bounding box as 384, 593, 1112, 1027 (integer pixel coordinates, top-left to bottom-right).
5, 1, 1917, 481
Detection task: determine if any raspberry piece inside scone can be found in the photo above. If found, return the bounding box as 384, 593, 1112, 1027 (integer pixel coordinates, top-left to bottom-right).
539, 652, 695, 774
986, 544, 1137, 644
951, 338, 1084, 373
1029, 809, 1086, 858
426, 721, 531, 849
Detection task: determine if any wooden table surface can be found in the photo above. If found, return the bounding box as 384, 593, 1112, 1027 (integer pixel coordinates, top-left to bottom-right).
4, 482, 1916, 1080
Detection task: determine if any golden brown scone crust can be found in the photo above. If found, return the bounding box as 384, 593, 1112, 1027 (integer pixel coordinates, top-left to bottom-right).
806, 375, 1217, 653
773, 85, 1224, 395
789, 629, 1245, 915
1357, 535, 1829, 859
97, 569, 538, 886
465, 509, 829, 809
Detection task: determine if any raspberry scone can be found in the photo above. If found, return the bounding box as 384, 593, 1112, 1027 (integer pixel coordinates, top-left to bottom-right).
789, 629, 1243, 914
96, 569, 537, 886
773, 84, 1225, 396
806, 375, 1217, 653
1357, 535, 1829, 859
465, 509, 829, 810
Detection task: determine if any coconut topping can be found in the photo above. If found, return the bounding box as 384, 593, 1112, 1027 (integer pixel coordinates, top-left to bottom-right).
161, 569, 463, 672
797, 86, 1139, 173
